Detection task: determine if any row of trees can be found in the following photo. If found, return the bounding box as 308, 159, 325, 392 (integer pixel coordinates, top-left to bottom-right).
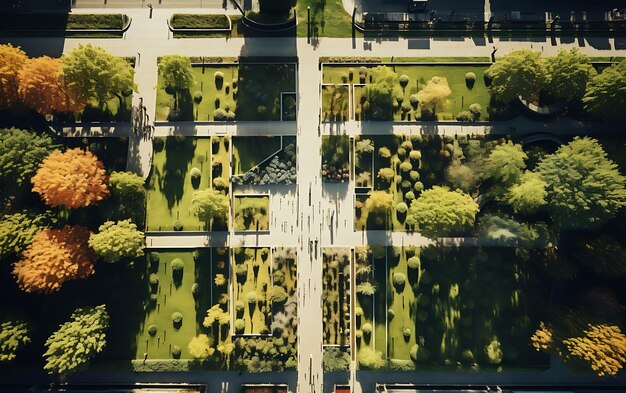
487, 48, 626, 119
0, 44, 135, 116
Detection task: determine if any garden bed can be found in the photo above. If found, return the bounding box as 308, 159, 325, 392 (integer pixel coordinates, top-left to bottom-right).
232, 136, 297, 185
233, 195, 270, 232
0, 13, 129, 37
156, 62, 296, 122
322, 248, 351, 346
232, 247, 272, 335
322, 135, 351, 182
232, 136, 282, 175
170, 14, 231, 30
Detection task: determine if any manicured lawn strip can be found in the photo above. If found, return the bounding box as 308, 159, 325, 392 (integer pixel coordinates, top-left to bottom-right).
137, 250, 201, 360
156, 63, 296, 122
170, 14, 230, 29
387, 247, 416, 360
323, 64, 491, 121
297, 0, 353, 37
146, 137, 213, 232
0, 13, 126, 31
373, 251, 388, 357
232, 136, 282, 174
233, 247, 271, 334
322, 248, 351, 346
233, 195, 270, 231
321, 85, 350, 122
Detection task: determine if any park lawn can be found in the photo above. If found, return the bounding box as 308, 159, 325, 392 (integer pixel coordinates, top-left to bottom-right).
211, 136, 231, 185
136, 250, 205, 360
296, 0, 353, 37
322, 248, 351, 346
233, 247, 272, 334
232, 136, 282, 175
387, 247, 417, 361
79, 94, 132, 122
146, 137, 216, 232
321, 84, 350, 122
323, 64, 491, 121
233, 195, 270, 232
156, 63, 296, 122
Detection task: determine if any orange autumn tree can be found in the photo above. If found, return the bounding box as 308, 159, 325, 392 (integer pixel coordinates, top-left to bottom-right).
18, 56, 85, 115
0, 44, 28, 111
564, 324, 626, 377
12, 225, 95, 293
31, 148, 109, 209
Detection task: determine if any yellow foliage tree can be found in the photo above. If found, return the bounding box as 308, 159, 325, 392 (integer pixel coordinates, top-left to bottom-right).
0, 44, 27, 111
12, 226, 95, 294
31, 148, 109, 209
530, 322, 553, 352
563, 324, 626, 377
188, 334, 215, 359
416, 76, 451, 116
18, 56, 85, 115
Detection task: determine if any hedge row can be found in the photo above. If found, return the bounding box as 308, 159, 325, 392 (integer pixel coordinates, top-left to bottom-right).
1, 14, 126, 31
170, 14, 230, 30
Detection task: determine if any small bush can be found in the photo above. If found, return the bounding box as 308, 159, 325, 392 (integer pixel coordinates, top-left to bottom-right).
465, 72, 476, 88
355, 330, 363, 339
413, 181, 424, 193
235, 300, 245, 312
409, 150, 421, 161
456, 110, 473, 122
213, 176, 228, 189
396, 202, 408, 214
469, 103, 482, 120
378, 147, 391, 158
362, 323, 372, 334
234, 319, 245, 332
409, 170, 420, 181
404, 191, 415, 201
403, 328, 411, 339
397, 147, 406, 158
173, 221, 183, 231
172, 312, 183, 323
214, 71, 224, 88
190, 167, 201, 181
268, 286, 289, 303
247, 291, 257, 304
193, 90, 203, 104
172, 345, 181, 359
400, 161, 412, 172
388, 308, 395, 319
149, 274, 159, 285
409, 94, 419, 109
399, 74, 410, 88
214, 108, 227, 121
393, 272, 406, 286
171, 258, 184, 272
257, 105, 267, 115
148, 325, 158, 336
355, 306, 364, 316
485, 340, 503, 364
407, 256, 420, 269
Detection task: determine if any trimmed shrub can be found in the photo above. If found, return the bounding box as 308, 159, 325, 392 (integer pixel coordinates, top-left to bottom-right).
407, 256, 420, 269
235, 300, 245, 312
148, 325, 158, 336
214, 71, 224, 88
234, 319, 245, 333
400, 161, 412, 172
403, 328, 411, 339
193, 90, 203, 104
469, 103, 482, 120
173, 221, 183, 231
149, 274, 159, 286
378, 147, 391, 158
396, 202, 408, 214
190, 167, 201, 182
172, 345, 181, 359
409, 150, 421, 161
214, 108, 227, 121
355, 306, 364, 316
401, 180, 412, 190
465, 72, 476, 88
409, 170, 420, 181
268, 286, 289, 303
456, 110, 473, 122
399, 74, 410, 88
378, 167, 395, 182
172, 312, 183, 324
388, 308, 395, 319
405, 191, 415, 201
409, 94, 419, 109
213, 176, 228, 189
171, 258, 184, 272
393, 272, 406, 286
413, 181, 424, 193
355, 330, 363, 339
362, 323, 373, 334
397, 147, 406, 158
247, 291, 257, 304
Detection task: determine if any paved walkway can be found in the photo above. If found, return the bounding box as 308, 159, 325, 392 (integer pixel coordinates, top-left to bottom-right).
3, 6, 626, 391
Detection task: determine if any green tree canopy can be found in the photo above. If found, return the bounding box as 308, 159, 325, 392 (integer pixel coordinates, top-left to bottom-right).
43, 305, 109, 375
109, 171, 145, 199
191, 189, 230, 222
88, 220, 145, 263
323, 347, 351, 372
62, 44, 136, 107
582, 59, 626, 120
0, 128, 55, 190
0, 320, 29, 362
537, 137, 626, 229
158, 55, 194, 93
407, 186, 478, 237
0, 211, 54, 260
545, 48, 596, 103
364, 190, 393, 214
486, 49, 546, 103
321, 135, 349, 168
416, 76, 451, 116
504, 171, 547, 214
482, 141, 527, 188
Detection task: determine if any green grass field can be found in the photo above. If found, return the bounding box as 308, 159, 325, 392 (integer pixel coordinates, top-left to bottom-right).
322, 63, 491, 121
296, 0, 353, 37
146, 137, 219, 232
232, 136, 282, 175
156, 63, 296, 122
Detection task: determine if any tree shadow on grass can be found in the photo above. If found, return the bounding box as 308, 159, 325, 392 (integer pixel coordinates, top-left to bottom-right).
162, 136, 196, 210
194, 249, 213, 334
